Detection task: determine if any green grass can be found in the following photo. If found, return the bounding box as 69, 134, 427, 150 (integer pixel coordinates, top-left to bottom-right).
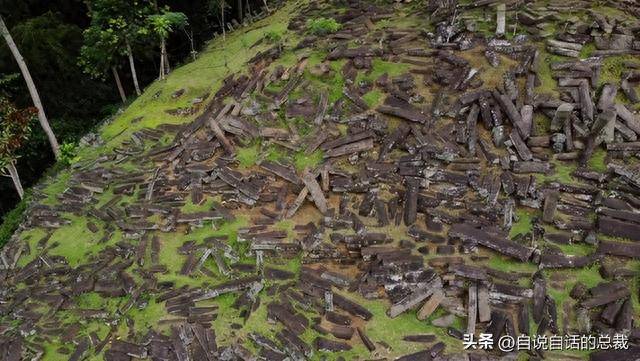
550, 160, 577, 183
579, 43, 596, 58
536, 160, 577, 184
0, 192, 29, 248
362, 89, 383, 107
39, 170, 72, 206
306, 17, 342, 36
264, 143, 288, 162
46, 215, 112, 267
156, 216, 248, 288
486, 255, 538, 274
545, 265, 603, 333
533, 113, 550, 136
294, 149, 323, 170
554, 242, 596, 257
599, 55, 636, 86
510, 208, 535, 238
181, 196, 217, 213
536, 47, 559, 95
290, 116, 314, 136
588, 148, 607, 172
127, 297, 169, 333
356, 58, 410, 84
359, 293, 462, 353
236, 142, 261, 168
74, 0, 302, 160
304, 58, 347, 103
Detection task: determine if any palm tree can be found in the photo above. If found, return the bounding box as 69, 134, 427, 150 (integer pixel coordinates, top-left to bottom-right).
0, 15, 60, 159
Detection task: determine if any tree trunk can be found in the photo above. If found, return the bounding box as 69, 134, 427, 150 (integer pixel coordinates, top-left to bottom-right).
221, 1, 226, 41
263, 0, 270, 12
112, 66, 126, 103
6, 161, 24, 199
160, 38, 170, 76
125, 39, 141, 95
164, 48, 170, 74
159, 41, 165, 80
0, 15, 60, 160
237, 0, 243, 23
186, 29, 196, 61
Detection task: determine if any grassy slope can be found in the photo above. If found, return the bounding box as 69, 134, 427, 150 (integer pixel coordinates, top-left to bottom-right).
10, 3, 464, 360
13, 3, 302, 360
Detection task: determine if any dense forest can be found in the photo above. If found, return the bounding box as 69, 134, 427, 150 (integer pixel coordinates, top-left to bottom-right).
0, 0, 267, 219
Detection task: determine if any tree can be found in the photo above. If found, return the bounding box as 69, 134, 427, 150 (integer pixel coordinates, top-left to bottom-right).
147, 10, 187, 80
0, 96, 34, 199
79, 25, 127, 103
0, 15, 60, 159
88, 0, 152, 96
208, 0, 230, 41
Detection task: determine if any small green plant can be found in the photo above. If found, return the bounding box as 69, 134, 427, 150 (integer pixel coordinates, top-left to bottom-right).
0, 192, 28, 248
59, 142, 79, 166
264, 30, 283, 43
307, 17, 342, 36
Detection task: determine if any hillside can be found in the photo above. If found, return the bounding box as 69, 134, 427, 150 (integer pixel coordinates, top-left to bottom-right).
1, 0, 640, 360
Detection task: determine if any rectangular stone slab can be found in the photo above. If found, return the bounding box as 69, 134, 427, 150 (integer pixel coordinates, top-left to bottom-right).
388, 277, 441, 318
260, 161, 301, 185
582, 284, 630, 308
542, 191, 559, 223
598, 216, 640, 242
302, 170, 328, 214
417, 289, 444, 321
598, 241, 640, 258
377, 105, 429, 124
467, 282, 478, 335
509, 130, 533, 161
450, 223, 534, 261
477, 284, 491, 323
324, 138, 374, 158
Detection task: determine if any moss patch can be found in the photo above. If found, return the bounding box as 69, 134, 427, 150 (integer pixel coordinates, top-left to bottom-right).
510, 208, 535, 238
294, 149, 324, 171
587, 148, 608, 173
236, 143, 261, 168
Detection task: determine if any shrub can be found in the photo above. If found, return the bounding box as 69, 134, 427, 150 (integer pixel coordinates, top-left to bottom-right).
307, 17, 342, 36
265, 30, 283, 43
0, 193, 28, 248
59, 142, 79, 166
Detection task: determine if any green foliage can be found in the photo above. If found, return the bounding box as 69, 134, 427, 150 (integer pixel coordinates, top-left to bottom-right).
599, 55, 636, 86
9, 12, 85, 80
88, 0, 152, 49
362, 89, 383, 107
147, 10, 188, 41
206, 0, 231, 26
588, 148, 608, 172
356, 58, 410, 83
79, 25, 121, 79
294, 149, 323, 171
235, 143, 260, 168
264, 30, 283, 43
0, 191, 28, 248
3, 12, 114, 119
0, 73, 20, 95
306, 17, 342, 35
0, 96, 34, 167
509, 208, 535, 238
58, 142, 79, 166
